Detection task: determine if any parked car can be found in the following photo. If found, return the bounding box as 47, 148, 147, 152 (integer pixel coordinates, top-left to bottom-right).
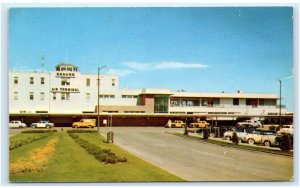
277, 125, 293, 135
189, 119, 210, 128
237, 120, 262, 128
165, 120, 186, 128
245, 130, 276, 145
223, 129, 251, 142
72, 119, 96, 128
31, 121, 54, 128
9, 121, 27, 128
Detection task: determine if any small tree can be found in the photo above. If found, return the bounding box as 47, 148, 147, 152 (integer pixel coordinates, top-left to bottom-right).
279, 133, 292, 151
231, 131, 239, 144
203, 128, 209, 139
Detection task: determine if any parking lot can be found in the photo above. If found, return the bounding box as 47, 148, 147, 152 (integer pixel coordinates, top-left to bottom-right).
9, 126, 293, 181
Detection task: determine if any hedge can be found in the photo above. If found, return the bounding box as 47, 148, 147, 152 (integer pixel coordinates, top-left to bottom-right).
9, 132, 54, 150
21, 130, 57, 133
67, 130, 98, 133
68, 133, 127, 164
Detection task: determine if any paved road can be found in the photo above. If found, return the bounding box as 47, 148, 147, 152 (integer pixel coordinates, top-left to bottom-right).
9, 127, 293, 181
100, 127, 293, 181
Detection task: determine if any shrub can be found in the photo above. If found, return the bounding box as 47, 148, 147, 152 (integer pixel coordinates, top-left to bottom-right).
278, 133, 292, 151
203, 129, 209, 139
67, 130, 98, 133
68, 133, 127, 164
21, 130, 57, 133
9, 132, 54, 150
231, 131, 239, 144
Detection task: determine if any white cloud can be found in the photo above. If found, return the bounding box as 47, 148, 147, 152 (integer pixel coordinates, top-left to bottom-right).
122, 61, 208, 71
106, 68, 135, 77
109, 61, 208, 76
154, 61, 208, 69
122, 62, 151, 71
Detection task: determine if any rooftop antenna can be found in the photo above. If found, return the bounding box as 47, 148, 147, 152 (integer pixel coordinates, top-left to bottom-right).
65, 48, 68, 63
41, 54, 45, 72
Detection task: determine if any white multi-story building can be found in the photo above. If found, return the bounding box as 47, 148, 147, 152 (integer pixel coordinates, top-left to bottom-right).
9, 63, 286, 116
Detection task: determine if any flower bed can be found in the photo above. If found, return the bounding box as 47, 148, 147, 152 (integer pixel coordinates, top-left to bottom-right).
10, 137, 59, 174
68, 133, 127, 164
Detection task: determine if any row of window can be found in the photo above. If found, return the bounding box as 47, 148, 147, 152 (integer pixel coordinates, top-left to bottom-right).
86, 78, 116, 87
56, 72, 75, 77
122, 95, 138, 99
14, 77, 45, 85
13, 76, 116, 87
14, 92, 45, 101
170, 98, 276, 107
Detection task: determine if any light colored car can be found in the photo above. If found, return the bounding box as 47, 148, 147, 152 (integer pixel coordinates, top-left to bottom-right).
9, 121, 27, 128
277, 125, 293, 135
31, 121, 54, 128
165, 120, 186, 128
223, 129, 249, 142
245, 130, 276, 145
237, 120, 262, 128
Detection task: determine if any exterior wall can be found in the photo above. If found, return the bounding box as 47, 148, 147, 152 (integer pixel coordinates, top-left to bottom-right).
9, 65, 287, 116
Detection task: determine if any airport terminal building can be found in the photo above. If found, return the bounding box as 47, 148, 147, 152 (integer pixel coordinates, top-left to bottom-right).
9, 63, 290, 126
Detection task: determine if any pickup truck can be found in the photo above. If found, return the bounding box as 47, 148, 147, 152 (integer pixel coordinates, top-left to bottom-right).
31, 121, 54, 128
9, 121, 27, 128
72, 119, 96, 128
237, 120, 262, 128
165, 120, 186, 128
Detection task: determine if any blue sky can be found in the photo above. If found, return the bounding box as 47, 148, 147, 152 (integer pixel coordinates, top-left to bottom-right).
9, 7, 293, 111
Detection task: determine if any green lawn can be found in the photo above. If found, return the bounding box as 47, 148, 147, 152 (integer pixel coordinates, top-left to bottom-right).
10, 132, 183, 182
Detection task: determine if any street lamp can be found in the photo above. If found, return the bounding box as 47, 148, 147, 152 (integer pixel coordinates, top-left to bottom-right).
278, 79, 282, 128
97, 66, 108, 132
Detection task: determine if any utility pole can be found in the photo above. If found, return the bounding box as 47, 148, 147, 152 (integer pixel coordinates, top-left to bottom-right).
97, 66, 108, 132
278, 79, 282, 128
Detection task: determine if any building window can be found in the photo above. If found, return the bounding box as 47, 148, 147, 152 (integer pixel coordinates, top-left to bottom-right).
112, 79, 115, 86
246, 99, 258, 107
30, 77, 34, 84
40, 92, 45, 100
86, 78, 90, 86
66, 93, 70, 100
233, 98, 239, 106
14, 92, 18, 100
61, 93, 66, 100
122, 95, 126, 98
154, 95, 169, 113
30, 92, 34, 100
104, 95, 109, 98
86, 93, 90, 101
53, 93, 56, 100
61, 79, 70, 86
109, 95, 115, 98
41, 77, 45, 84
14, 77, 18, 84
201, 99, 208, 106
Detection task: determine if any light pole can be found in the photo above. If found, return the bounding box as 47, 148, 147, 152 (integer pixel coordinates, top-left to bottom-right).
278, 79, 282, 128
97, 66, 108, 132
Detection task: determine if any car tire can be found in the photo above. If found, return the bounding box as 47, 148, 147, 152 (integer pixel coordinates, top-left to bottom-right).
210, 133, 215, 138
238, 138, 242, 143
225, 136, 231, 141
32, 126, 36, 129
19, 126, 22, 129
88, 125, 92, 128
264, 141, 271, 147
248, 139, 255, 145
